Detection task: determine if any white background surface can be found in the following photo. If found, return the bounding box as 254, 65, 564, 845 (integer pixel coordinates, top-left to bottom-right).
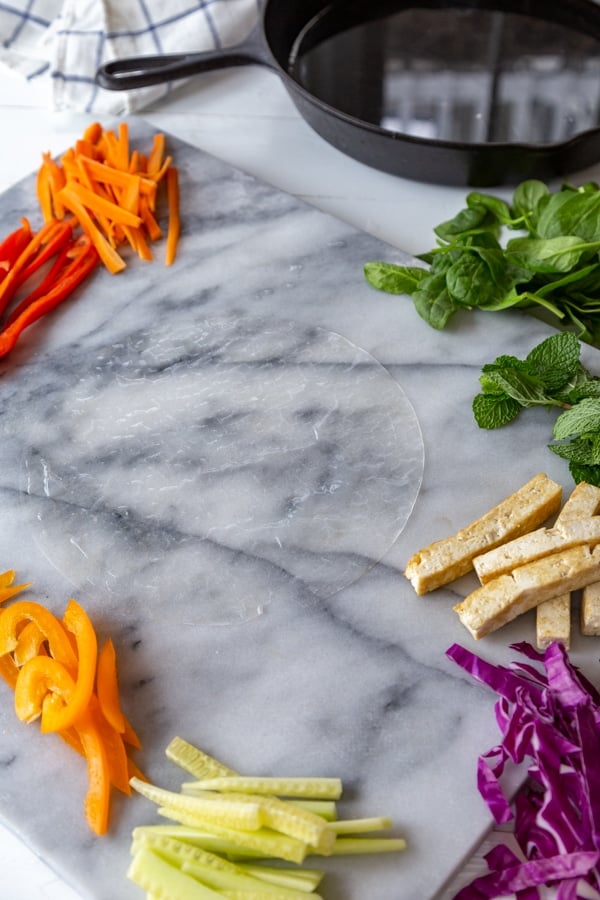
0, 58, 575, 900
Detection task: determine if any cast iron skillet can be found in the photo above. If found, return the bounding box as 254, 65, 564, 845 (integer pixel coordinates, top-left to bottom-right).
96, 0, 600, 187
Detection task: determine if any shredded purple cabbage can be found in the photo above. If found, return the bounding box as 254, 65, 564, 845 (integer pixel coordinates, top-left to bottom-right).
447, 641, 600, 899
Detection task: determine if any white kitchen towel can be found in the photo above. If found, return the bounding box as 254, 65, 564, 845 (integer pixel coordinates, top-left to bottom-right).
0, 0, 260, 114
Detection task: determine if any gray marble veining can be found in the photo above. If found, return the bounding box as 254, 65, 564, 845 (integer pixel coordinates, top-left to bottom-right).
0, 119, 597, 900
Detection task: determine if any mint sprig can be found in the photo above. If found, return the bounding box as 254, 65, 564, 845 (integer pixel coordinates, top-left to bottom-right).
472, 332, 600, 485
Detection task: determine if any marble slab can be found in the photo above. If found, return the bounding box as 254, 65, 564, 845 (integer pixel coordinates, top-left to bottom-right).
0, 118, 598, 900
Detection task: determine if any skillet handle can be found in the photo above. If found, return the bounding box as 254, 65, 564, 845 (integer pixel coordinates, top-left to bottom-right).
96, 27, 269, 91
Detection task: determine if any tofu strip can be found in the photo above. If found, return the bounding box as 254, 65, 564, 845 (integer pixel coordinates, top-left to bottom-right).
404, 473, 562, 595
582, 581, 600, 635
454, 543, 600, 640
536, 483, 600, 648
474, 517, 600, 585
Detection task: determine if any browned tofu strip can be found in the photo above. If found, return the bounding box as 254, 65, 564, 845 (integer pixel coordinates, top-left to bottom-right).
474, 517, 600, 585
582, 581, 600, 635
404, 473, 562, 595
454, 543, 600, 640
537, 483, 600, 649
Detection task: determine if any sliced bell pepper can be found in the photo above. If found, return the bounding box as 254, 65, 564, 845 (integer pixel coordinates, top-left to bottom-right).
0, 569, 31, 604
13, 620, 47, 666
0, 237, 99, 359
14, 654, 74, 724
74, 708, 111, 836
38, 598, 97, 734
0, 579, 142, 836
0, 600, 78, 672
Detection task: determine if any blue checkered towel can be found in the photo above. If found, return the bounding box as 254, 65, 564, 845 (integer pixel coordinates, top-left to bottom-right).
0, 0, 259, 114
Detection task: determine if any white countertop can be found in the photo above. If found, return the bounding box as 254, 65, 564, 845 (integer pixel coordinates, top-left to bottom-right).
0, 60, 578, 900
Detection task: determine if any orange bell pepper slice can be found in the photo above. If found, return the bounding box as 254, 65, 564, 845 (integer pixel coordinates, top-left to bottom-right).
96, 637, 126, 734
0, 653, 18, 689
0, 600, 78, 672
0, 569, 31, 604
0, 580, 142, 836
76, 709, 111, 835
38, 598, 97, 733
14, 654, 74, 724
13, 620, 47, 666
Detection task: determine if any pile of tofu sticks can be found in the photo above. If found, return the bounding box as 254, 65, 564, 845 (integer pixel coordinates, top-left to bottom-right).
405, 473, 600, 647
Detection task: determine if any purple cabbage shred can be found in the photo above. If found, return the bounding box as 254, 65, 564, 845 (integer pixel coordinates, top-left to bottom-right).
446, 641, 600, 899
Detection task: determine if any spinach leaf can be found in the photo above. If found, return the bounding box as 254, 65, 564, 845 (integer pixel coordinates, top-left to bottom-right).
363, 176, 600, 347
511, 180, 550, 233
433, 204, 499, 242
537, 189, 600, 242
505, 235, 597, 273
445, 250, 513, 309
363, 261, 428, 294
412, 272, 458, 329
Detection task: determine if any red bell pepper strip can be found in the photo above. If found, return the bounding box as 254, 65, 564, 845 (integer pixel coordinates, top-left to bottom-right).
16, 218, 74, 286
0, 220, 33, 285
0, 239, 98, 358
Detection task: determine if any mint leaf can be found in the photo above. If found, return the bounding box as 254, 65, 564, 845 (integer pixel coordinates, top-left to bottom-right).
568, 461, 600, 486
477, 368, 551, 407
525, 332, 581, 391
549, 435, 600, 465
553, 397, 600, 440
472, 393, 522, 429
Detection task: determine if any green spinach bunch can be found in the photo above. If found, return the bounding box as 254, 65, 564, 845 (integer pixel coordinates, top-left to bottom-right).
365, 179, 600, 346
474, 332, 600, 485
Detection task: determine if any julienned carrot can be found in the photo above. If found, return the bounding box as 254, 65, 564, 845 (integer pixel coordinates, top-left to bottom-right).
57, 188, 125, 274
0, 123, 181, 360
165, 166, 180, 267
35, 121, 180, 275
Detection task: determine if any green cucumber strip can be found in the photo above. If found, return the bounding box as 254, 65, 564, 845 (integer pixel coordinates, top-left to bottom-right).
181, 861, 321, 898
166, 737, 236, 779
156, 807, 308, 864
175, 789, 333, 852
185, 777, 342, 800
240, 863, 323, 892
127, 846, 223, 899
132, 824, 250, 856
131, 777, 262, 831
328, 837, 407, 855
132, 832, 240, 874
133, 832, 313, 898
327, 816, 393, 834
216, 890, 321, 900
257, 796, 334, 853
287, 800, 337, 821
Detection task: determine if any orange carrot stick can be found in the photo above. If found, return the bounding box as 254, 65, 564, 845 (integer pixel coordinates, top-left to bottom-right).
57, 188, 126, 274
165, 165, 180, 266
